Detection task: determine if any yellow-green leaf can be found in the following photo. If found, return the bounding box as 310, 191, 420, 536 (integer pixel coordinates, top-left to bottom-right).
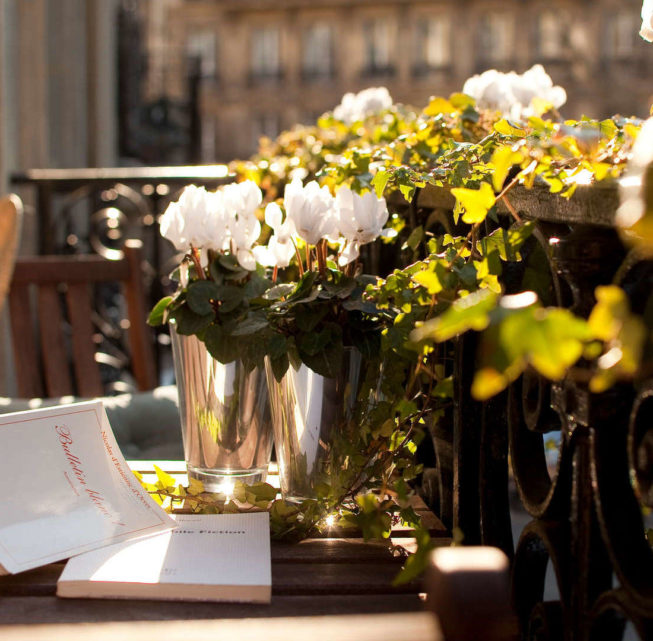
491, 146, 524, 191
411, 289, 498, 342
187, 477, 205, 496
591, 162, 612, 182
153, 464, 176, 489
451, 182, 496, 224
412, 268, 442, 295
424, 96, 455, 116
531, 97, 554, 117
472, 367, 510, 400
494, 119, 526, 137
588, 285, 629, 341
449, 93, 476, 110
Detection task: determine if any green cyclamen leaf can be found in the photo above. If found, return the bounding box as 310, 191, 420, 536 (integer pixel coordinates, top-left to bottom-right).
186, 281, 221, 315
171, 305, 215, 335
231, 313, 269, 336
147, 296, 173, 326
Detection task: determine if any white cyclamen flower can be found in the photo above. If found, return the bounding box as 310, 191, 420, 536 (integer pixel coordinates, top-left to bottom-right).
284, 178, 338, 246
252, 203, 297, 268
333, 87, 393, 124
463, 65, 566, 122
335, 187, 389, 265
642, 0, 653, 42
159, 184, 227, 252
223, 180, 263, 270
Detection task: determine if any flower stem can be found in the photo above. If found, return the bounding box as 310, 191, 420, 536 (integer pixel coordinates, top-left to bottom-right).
190, 246, 206, 280
316, 239, 327, 278
292, 239, 305, 277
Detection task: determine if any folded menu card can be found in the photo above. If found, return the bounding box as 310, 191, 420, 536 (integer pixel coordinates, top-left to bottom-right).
0, 401, 175, 575
57, 512, 271, 603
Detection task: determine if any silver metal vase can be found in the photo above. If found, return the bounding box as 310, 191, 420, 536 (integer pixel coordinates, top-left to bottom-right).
265, 348, 365, 503
170, 325, 272, 491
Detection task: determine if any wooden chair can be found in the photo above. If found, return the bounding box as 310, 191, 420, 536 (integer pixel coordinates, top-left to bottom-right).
8, 239, 157, 398
0, 195, 23, 314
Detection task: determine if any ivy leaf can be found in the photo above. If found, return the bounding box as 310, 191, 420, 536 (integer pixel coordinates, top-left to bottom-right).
412, 289, 499, 342
247, 483, 278, 502
494, 118, 526, 137
399, 183, 416, 202
490, 146, 524, 191
371, 169, 390, 198
147, 296, 173, 326
424, 96, 455, 116
449, 93, 476, 110
403, 226, 424, 252
588, 285, 629, 341
480, 221, 534, 262
451, 182, 496, 224
153, 464, 176, 490
412, 268, 442, 295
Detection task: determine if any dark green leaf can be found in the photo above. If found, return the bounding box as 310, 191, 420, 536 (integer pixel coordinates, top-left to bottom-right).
171, 306, 214, 335
231, 313, 269, 336
300, 341, 344, 378
267, 333, 287, 360
244, 275, 272, 299
203, 324, 239, 363
187, 281, 221, 315
215, 285, 245, 313
270, 352, 289, 382
295, 305, 329, 332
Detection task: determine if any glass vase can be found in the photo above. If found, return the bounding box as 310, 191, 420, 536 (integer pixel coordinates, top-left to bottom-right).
170, 325, 272, 491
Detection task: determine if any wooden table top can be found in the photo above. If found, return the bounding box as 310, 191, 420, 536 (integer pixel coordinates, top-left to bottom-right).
0, 461, 448, 640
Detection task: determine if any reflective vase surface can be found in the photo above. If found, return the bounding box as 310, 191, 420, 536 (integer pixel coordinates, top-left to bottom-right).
170, 325, 272, 491
265, 348, 366, 503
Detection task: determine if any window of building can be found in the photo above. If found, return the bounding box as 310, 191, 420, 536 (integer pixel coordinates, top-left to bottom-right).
250, 26, 280, 79
363, 18, 393, 74
186, 30, 216, 77
537, 11, 569, 60
607, 10, 639, 59
415, 15, 451, 70
302, 23, 333, 78
478, 13, 514, 66
251, 113, 280, 149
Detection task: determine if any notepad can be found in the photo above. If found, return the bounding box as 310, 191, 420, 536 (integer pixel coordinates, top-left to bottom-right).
57, 513, 271, 603
0, 401, 175, 575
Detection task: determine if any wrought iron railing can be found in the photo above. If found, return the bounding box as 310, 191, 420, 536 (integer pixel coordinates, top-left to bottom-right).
413, 182, 653, 640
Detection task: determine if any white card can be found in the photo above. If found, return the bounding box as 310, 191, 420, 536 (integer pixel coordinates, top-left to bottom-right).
0, 400, 175, 574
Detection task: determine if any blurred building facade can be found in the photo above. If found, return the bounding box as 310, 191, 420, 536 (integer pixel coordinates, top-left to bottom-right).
141, 0, 653, 162
0, 0, 119, 193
